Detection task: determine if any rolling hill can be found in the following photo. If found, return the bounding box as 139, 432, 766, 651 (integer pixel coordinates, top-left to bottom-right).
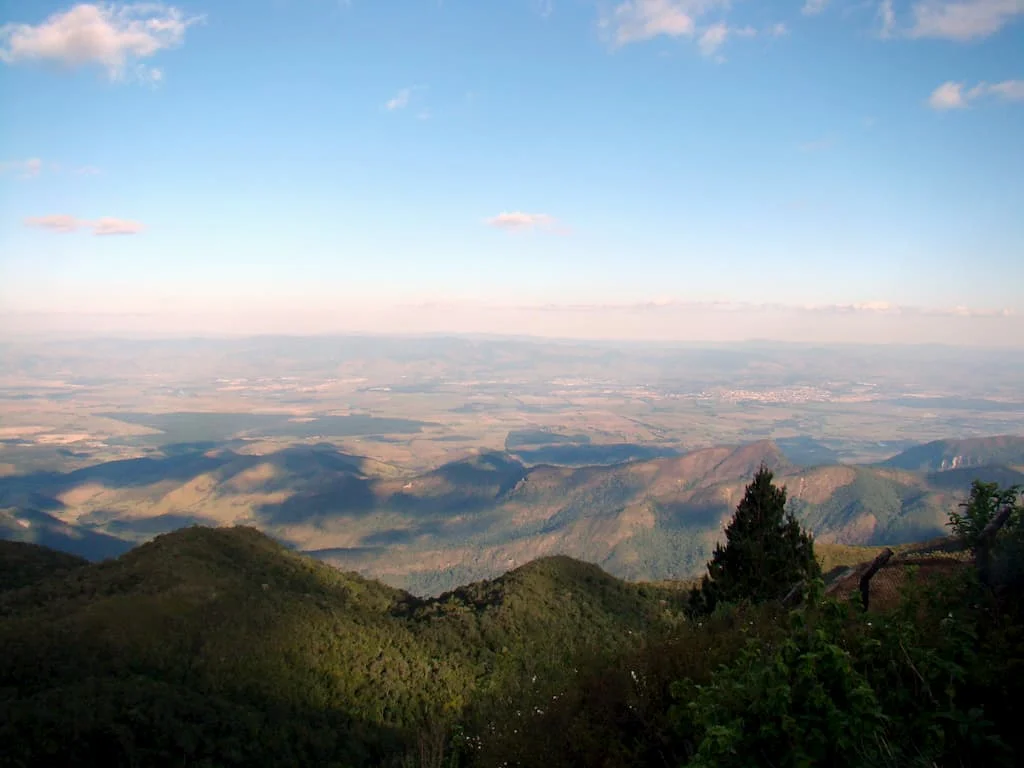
0, 436, 1020, 594
0, 539, 88, 591
0, 526, 681, 767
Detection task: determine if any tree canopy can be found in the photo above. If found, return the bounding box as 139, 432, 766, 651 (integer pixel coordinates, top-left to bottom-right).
691, 464, 820, 614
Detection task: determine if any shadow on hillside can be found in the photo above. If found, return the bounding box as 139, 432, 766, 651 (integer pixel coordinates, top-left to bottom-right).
655, 502, 727, 530
86, 512, 221, 538
253, 475, 379, 525
358, 512, 498, 547
0, 444, 384, 511
511, 443, 681, 466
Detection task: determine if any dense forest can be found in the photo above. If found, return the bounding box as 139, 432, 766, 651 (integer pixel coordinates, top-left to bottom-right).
1, 472, 1022, 767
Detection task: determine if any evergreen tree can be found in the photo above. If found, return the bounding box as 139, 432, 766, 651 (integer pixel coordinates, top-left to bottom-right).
690, 464, 819, 615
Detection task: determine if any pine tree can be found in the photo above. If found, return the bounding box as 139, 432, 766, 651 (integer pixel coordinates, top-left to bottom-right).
690, 464, 819, 615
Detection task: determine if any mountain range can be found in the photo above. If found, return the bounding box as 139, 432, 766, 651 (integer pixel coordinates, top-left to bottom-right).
2, 435, 1022, 595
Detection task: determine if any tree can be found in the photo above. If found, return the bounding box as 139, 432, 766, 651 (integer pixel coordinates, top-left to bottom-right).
947, 480, 1022, 551
690, 465, 819, 615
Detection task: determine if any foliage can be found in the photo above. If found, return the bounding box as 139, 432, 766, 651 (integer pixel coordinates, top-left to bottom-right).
680, 597, 892, 768
947, 480, 1022, 550
678, 567, 1019, 768
4, 480, 1024, 767
459, 601, 786, 768
690, 465, 820, 615
0, 539, 87, 592
0, 527, 680, 767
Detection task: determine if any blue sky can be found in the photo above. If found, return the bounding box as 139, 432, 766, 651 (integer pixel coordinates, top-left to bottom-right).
1, 1, 1022, 343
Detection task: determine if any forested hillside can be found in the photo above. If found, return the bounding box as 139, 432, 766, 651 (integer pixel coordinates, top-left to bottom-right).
0, 526, 682, 766
3, 474, 1023, 767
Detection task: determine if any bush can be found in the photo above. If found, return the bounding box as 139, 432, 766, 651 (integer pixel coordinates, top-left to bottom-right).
676, 574, 1015, 768
947, 481, 1021, 551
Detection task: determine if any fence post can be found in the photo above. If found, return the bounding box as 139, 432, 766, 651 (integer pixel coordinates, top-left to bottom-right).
976, 504, 1014, 587
859, 548, 893, 612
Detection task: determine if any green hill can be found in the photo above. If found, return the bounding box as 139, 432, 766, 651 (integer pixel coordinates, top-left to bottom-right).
0, 539, 88, 591
0, 526, 681, 767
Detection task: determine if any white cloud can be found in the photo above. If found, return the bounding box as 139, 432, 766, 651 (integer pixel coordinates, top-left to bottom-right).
485, 212, 558, 231
802, 0, 830, 15
928, 80, 967, 108
928, 79, 1024, 109
698, 22, 729, 55
75, 165, 102, 175
0, 157, 42, 179
908, 0, 1024, 41
24, 214, 144, 235
602, 0, 727, 46
768, 22, 789, 36
385, 88, 411, 110
0, 3, 200, 80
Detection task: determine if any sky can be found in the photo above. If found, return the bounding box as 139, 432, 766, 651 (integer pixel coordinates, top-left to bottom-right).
1, 0, 1023, 344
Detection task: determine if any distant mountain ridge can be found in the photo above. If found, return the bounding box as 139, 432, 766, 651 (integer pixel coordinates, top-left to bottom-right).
0, 435, 1021, 594
878, 435, 1024, 473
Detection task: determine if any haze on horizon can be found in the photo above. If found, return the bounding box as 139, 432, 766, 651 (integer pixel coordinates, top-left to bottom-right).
1, 1, 1022, 345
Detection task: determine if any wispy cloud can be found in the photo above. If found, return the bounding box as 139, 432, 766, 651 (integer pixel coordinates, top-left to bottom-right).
75, 165, 102, 176
92, 217, 145, 235
0, 3, 201, 80
600, 2, 783, 57
385, 87, 412, 111
535, 299, 1016, 319
23, 214, 81, 233
878, 0, 897, 37
802, 0, 830, 15
601, 0, 722, 46
878, 0, 1024, 41
986, 79, 1024, 100
697, 22, 729, 55
0, 157, 42, 179
909, 0, 1024, 40
485, 212, 559, 232
404, 297, 1016, 320
928, 79, 1024, 109
24, 215, 144, 235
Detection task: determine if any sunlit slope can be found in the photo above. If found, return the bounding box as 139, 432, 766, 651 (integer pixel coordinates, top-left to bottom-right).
1, 437, 1019, 593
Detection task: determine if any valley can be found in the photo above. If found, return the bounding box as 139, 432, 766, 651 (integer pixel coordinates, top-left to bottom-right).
2, 336, 1023, 593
